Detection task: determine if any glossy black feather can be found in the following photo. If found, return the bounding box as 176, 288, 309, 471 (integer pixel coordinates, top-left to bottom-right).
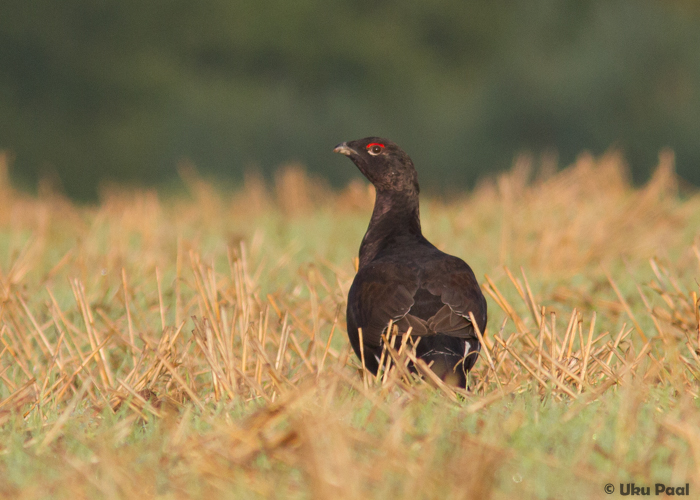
336, 137, 487, 387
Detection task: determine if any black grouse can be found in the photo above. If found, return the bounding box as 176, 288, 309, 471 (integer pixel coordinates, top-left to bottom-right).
334, 137, 487, 387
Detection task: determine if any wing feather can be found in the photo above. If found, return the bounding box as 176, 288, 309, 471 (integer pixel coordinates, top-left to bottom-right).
348, 255, 486, 347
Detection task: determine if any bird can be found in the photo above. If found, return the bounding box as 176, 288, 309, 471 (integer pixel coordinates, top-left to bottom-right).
334, 137, 487, 388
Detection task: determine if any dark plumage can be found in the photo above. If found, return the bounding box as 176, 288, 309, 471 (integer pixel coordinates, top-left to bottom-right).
334, 137, 487, 387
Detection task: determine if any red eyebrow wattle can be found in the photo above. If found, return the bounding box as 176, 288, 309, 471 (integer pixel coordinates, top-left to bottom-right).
366, 143, 385, 149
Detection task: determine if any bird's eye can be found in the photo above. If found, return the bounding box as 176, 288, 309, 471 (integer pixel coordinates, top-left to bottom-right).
367, 143, 384, 155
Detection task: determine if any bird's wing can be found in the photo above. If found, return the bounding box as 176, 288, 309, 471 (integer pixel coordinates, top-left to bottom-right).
349, 256, 486, 345
422, 256, 487, 339
348, 262, 428, 347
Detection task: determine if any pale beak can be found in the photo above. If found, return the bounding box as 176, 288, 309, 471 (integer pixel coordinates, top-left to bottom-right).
333, 142, 356, 156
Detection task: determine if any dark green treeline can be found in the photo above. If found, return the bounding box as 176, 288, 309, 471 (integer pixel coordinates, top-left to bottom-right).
1, 0, 699, 199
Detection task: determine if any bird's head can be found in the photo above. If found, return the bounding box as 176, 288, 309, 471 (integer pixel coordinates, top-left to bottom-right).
334, 137, 419, 194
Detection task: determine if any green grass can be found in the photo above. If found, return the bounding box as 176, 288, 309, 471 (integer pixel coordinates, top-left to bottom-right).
0, 155, 699, 499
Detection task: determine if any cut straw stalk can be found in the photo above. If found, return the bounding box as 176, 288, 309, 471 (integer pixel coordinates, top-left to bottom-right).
492, 335, 555, 394
192, 328, 237, 400
247, 334, 290, 391
0, 377, 36, 411
358, 327, 368, 390
17, 295, 56, 363
578, 312, 596, 393
469, 311, 503, 393
403, 349, 458, 402
605, 269, 648, 342
694, 291, 700, 350
121, 268, 137, 368
276, 313, 292, 372
380, 330, 400, 386
374, 320, 393, 384
115, 378, 163, 420
379, 332, 416, 386
319, 308, 342, 374
483, 275, 529, 336
153, 351, 204, 411
45, 333, 113, 405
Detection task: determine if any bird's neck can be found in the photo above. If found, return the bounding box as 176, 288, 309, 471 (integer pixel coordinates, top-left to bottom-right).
358, 188, 422, 268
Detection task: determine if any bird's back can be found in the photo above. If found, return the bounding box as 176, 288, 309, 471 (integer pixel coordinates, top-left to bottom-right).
347, 242, 486, 386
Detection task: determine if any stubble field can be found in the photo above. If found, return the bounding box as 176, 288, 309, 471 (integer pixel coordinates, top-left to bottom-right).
0, 151, 699, 499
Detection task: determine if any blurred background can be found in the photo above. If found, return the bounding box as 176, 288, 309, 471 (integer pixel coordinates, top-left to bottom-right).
1, 0, 699, 200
